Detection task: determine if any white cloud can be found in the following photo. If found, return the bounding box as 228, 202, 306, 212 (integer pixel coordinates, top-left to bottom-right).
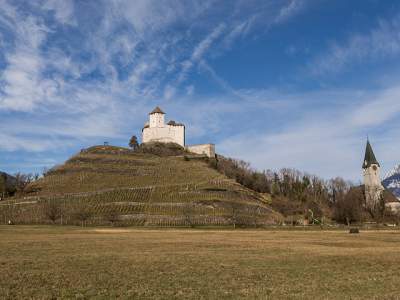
178, 23, 226, 83
42, 0, 76, 26
110, 0, 213, 37
350, 87, 400, 127
0, 132, 71, 152
311, 14, 400, 75
218, 85, 400, 181
274, 0, 304, 24
0, 12, 53, 111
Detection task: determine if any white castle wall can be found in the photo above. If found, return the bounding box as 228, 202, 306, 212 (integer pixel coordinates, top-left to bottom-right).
142, 125, 184, 146
186, 144, 215, 158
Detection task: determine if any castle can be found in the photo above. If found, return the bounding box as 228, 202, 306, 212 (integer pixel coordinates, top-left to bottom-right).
142, 107, 215, 157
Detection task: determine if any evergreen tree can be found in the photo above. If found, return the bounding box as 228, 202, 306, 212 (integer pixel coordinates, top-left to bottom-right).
129, 135, 139, 150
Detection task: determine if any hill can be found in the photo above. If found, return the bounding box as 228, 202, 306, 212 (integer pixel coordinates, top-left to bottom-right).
0, 145, 281, 226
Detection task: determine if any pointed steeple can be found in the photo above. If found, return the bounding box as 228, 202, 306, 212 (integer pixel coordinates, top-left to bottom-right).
362, 140, 380, 169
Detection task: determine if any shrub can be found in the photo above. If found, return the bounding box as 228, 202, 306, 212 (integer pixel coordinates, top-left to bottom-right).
43, 201, 62, 224
349, 228, 360, 234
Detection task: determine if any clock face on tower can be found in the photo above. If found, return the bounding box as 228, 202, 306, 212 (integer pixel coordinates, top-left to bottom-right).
372, 165, 377, 171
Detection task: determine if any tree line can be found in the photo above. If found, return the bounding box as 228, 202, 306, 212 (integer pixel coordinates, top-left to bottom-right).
0, 173, 39, 200
209, 155, 397, 224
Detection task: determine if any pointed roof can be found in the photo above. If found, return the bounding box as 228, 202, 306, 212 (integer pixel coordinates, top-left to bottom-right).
149, 106, 165, 115
362, 140, 380, 169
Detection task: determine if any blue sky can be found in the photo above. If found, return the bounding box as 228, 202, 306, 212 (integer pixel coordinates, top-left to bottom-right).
1, 0, 400, 181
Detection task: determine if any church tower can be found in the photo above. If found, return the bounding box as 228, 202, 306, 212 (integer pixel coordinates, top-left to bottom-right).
362, 140, 384, 210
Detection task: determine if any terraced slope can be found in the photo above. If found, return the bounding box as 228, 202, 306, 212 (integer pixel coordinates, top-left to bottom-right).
0, 145, 281, 226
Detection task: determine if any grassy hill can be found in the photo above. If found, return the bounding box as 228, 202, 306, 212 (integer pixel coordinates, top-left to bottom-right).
0, 145, 281, 227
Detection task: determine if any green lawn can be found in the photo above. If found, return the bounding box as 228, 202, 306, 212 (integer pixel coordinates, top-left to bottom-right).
1, 226, 399, 299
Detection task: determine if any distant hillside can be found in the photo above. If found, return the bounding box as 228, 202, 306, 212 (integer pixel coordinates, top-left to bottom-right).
383, 165, 400, 200
0, 145, 281, 226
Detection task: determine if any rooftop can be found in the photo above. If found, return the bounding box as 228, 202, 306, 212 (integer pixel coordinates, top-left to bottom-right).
363, 140, 380, 169
149, 106, 165, 115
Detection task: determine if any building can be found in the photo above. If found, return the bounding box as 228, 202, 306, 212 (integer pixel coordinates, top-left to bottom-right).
142, 106, 215, 157
142, 107, 185, 146
362, 140, 385, 210
361, 140, 400, 214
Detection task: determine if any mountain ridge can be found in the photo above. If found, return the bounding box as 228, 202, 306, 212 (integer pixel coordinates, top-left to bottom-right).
382, 164, 400, 200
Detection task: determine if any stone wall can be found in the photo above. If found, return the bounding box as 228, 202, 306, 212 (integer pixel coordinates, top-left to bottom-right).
186, 144, 215, 158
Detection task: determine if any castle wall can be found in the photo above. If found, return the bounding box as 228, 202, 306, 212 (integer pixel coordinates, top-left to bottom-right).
142, 125, 185, 146
186, 144, 215, 158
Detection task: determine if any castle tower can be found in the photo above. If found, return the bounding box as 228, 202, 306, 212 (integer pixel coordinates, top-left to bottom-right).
149, 106, 165, 128
362, 140, 384, 209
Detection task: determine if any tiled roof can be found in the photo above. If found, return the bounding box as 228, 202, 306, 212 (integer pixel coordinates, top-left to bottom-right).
149, 106, 165, 114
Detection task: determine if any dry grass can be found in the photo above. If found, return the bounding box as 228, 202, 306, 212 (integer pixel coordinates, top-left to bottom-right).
1, 226, 400, 299
0, 146, 281, 226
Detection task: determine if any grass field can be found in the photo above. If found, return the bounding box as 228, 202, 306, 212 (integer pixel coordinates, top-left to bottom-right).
1, 226, 400, 299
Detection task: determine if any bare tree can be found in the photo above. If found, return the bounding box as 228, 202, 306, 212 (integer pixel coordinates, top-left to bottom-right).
72, 206, 92, 227
13, 173, 34, 196
43, 201, 62, 224
329, 177, 351, 204
334, 187, 364, 225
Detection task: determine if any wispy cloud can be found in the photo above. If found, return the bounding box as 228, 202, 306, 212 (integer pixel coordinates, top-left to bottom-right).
218, 85, 400, 180
0, 5, 52, 111
178, 23, 226, 83
310, 14, 400, 76
42, 0, 76, 26
274, 0, 305, 24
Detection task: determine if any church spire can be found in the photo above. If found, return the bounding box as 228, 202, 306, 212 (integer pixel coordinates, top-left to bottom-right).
363, 140, 380, 169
